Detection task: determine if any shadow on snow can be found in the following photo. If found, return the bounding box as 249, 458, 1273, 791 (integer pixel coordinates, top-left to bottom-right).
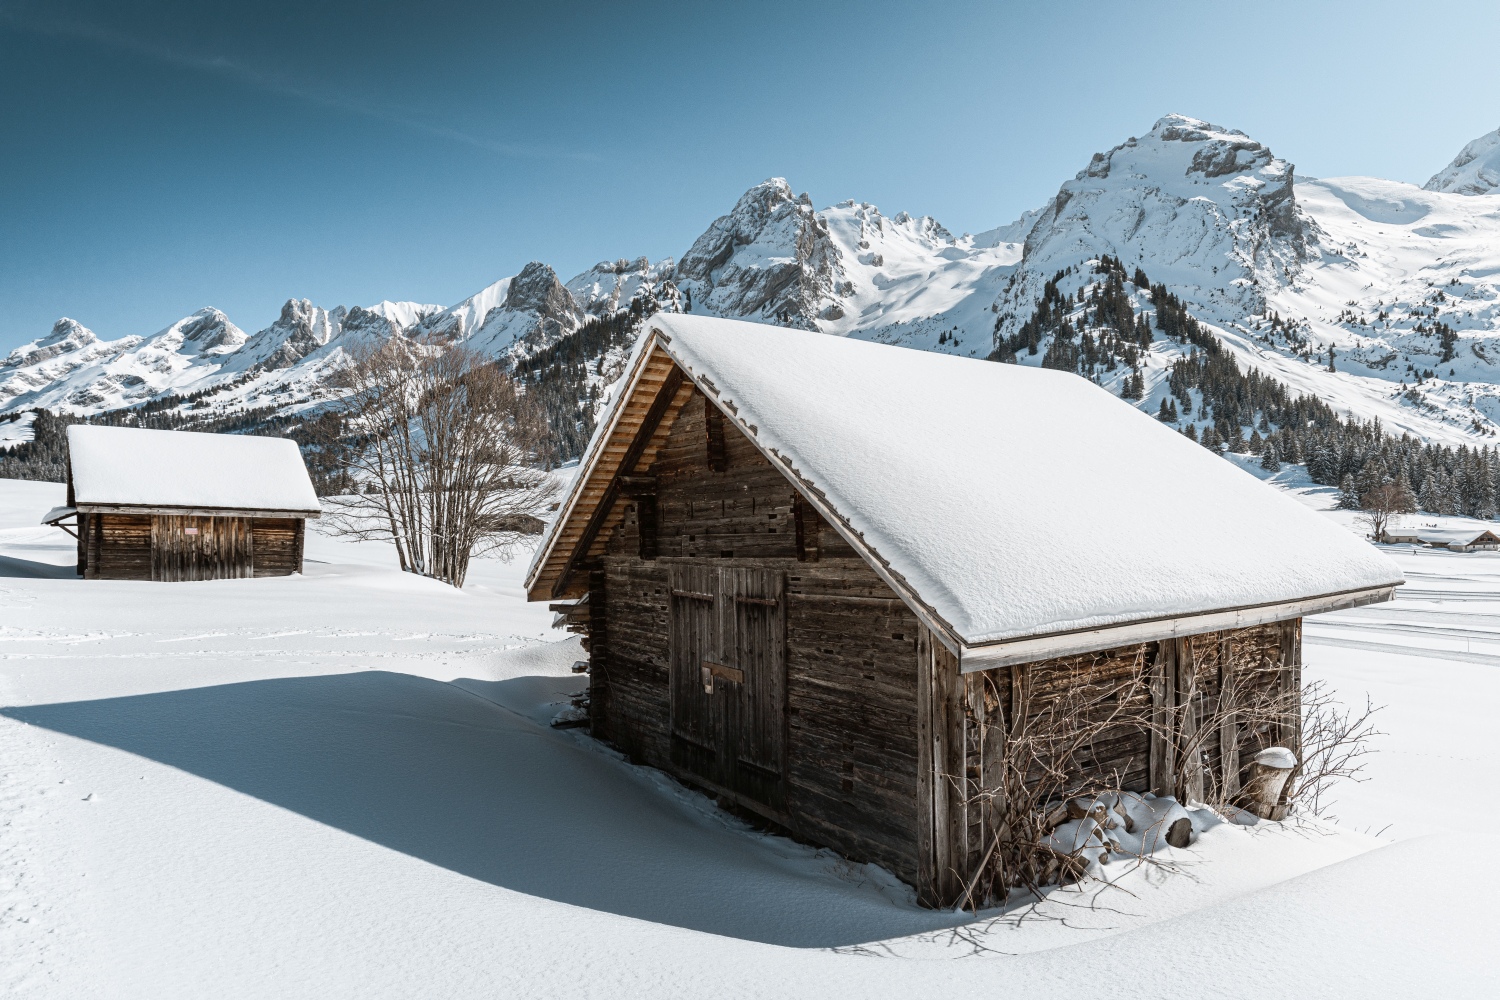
3, 670, 952, 948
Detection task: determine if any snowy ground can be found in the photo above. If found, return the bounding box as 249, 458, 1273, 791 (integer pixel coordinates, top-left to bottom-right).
1, 475, 1496, 996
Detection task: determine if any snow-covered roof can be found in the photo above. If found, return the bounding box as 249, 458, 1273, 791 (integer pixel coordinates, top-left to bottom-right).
532, 315, 1401, 653
1407, 527, 1500, 546
67, 425, 320, 514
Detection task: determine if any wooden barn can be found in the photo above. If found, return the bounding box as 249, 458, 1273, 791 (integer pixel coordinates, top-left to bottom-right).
526, 314, 1403, 908
43, 425, 322, 581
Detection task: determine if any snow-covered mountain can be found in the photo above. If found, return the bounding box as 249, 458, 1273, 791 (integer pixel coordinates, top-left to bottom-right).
7, 114, 1500, 451
1425, 127, 1500, 196
0, 264, 580, 415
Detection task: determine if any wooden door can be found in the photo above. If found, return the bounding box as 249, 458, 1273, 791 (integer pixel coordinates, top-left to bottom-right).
667, 563, 786, 812
152, 516, 254, 581
668, 564, 719, 771
724, 566, 786, 810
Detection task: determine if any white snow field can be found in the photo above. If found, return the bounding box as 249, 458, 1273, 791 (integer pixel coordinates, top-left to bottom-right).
0, 477, 1496, 997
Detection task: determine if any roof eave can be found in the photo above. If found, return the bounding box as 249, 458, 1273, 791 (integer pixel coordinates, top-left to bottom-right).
72, 502, 322, 519
955, 583, 1399, 672
524, 327, 670, 598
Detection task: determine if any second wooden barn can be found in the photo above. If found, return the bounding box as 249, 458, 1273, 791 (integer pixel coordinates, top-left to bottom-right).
527, 314, 1402, 908
43, 425, 322, 581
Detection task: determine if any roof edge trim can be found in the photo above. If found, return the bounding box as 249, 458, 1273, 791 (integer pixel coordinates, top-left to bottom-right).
524, 328, 670, 595
72, 503, 321, 519
957, 584, 1397, 672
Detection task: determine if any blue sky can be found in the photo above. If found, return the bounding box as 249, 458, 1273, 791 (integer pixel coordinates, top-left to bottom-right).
2, 0, 1497, 351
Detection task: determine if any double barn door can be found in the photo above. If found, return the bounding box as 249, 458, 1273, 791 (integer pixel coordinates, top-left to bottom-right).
667, 564, 787, 813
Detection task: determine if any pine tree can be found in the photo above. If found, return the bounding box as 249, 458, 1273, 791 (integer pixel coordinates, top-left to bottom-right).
1418, 474, 1443, 513
1338, 473, 1362, 510
1260, 442, 1281, 473
1327, 346, 1337, 372
1157, 397, 1172, 421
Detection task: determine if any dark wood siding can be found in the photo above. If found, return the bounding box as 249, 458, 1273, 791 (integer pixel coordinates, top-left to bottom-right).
78, 511, 307, 581
91, 514, 152, 580
251, 518, 303, 577
594, 387, 921, 882
152, 515, 253, 582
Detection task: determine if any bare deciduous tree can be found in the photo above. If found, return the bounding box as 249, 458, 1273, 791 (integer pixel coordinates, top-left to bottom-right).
1357, 480, 1416, 543
324, 335, 558, 587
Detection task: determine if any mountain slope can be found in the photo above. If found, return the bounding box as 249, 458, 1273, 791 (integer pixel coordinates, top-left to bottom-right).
1425, 127, 1500, 196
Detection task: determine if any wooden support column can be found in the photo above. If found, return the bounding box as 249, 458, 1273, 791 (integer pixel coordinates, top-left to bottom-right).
1148, 639, 1176, 796
587, 567, 609, 738
962, 671, 987, 887
1217, 634, 1241, 799
1176, 637, 1204, 803
916, 625, 968, 908
1278, 619, 1303, 756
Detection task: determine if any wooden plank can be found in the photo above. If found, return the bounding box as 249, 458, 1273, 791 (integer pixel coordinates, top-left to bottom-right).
1149, 639, 1175, 797
934, 637, 965, 906
705, 396, 727, 472
915, 626, 937, 905
1279, 619, 1302, 755
78, 503, 318, 519
1218, 634, 1241, 798
1176, 636, 1204, 802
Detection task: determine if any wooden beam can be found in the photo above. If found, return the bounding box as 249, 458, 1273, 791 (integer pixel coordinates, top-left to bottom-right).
550, 366, 684, 599
1177, 636, 1204, 802
1218, 634, 1241, 799
916, 623, 967, 908
1149, 639, 1176, 797
74, 503, 320, 519
704, 398, 727, 472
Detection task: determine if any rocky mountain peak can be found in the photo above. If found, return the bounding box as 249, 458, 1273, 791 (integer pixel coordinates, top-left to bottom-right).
1425, 126, 1500, 196
1001, 113, 1310, 339
566, 257, 676, 317
675, 177, 844, 329
504, 262, 582, 326
174, 308, 247, 353
42, 317, 98, 348
245, 298, 344, 371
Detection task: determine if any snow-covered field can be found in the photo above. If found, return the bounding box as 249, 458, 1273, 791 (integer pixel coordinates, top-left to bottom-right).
1, 475, 1496, 997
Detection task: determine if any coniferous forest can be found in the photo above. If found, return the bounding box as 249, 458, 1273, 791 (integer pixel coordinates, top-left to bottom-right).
989, 257, 1500, 520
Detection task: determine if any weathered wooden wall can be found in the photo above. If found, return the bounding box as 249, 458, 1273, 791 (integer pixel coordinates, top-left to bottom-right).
152, 515, 253, 582
915, 621, 1301, 906
251, 518, 304, 577
84, 513, 152, 580
79, 512, 306, 581
592, 388, 922, 883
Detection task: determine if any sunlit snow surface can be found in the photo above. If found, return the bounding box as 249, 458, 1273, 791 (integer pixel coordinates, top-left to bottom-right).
0, 475, 1496, 997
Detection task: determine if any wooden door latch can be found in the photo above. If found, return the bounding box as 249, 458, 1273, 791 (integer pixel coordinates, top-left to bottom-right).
700, 660, 744, 692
